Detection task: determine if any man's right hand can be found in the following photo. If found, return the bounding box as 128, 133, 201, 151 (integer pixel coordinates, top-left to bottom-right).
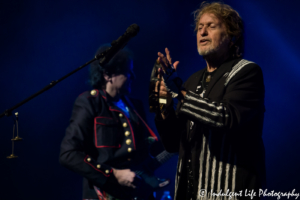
112, 168, 136, 188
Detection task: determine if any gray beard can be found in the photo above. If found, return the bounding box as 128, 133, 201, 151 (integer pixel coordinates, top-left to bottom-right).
198, 46, 217, 56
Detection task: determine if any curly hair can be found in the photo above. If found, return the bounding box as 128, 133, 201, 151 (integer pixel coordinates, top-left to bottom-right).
193, 2, 244, 57
89, 44, 133, 89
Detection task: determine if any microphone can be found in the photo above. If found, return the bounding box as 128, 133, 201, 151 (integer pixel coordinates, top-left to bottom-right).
96, 24, 140, 67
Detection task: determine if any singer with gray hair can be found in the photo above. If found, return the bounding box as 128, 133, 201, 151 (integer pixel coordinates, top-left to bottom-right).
154, 2, 266, 200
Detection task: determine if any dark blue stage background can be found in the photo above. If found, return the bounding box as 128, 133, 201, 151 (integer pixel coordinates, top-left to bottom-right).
1, 0, 299, 199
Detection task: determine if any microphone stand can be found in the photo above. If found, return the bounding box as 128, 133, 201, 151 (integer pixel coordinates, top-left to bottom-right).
0, 53, 106, 119
0, 23, 140, 118
0, 52, 106, 159
1, 23, 140, 159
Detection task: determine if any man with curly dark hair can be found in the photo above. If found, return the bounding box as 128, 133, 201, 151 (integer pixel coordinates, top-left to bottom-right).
60, 45, 170, 200
154, 2, 266, 200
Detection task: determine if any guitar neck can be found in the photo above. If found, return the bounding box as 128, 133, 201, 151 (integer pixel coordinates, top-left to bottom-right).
156, 150, 176, 165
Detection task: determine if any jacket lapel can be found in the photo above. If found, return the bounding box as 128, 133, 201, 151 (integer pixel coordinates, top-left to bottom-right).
204, 58, 242, 98
123, 96, 139, 123
188, 69, 206, 93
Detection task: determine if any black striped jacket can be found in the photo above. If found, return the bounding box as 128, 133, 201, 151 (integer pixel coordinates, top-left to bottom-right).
155, 58, 266, 200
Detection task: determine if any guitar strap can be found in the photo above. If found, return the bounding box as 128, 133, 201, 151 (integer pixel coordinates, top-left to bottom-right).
123, 95, 158, 141
93, 185, 107, 200
133, 109, 158, 141
93, 186, 127, 200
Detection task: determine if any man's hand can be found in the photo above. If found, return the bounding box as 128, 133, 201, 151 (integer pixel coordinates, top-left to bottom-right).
113, 168, 136, 188
157, 47, 180, 97
157, 48, 180, 71
157, 48, 182, 98
154, 48, 182, 119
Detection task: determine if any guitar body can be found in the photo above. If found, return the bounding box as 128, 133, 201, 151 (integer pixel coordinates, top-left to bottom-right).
131, 173, 170, 200
94, 150, 175, 200
94, 174, 169, 200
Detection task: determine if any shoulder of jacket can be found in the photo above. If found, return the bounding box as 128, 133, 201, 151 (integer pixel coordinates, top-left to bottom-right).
78, 89, 103, 98
224, 59, 261, 86
231, 58, 260, 71
76, 89, 107, 103
74, 89, 105, 114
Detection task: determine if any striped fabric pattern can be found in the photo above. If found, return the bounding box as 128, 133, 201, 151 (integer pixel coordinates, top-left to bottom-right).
179, 59, 257, 200
180, 59, 253, 129
196, 132, 238, 200
174, 159, 182, 200
180, 91, 228, 128
224, 59, 254, 86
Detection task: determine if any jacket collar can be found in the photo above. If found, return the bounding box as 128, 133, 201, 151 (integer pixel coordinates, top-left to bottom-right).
204, 58, 242, 98
99, 89, 138, 123
98, 89, 108, 102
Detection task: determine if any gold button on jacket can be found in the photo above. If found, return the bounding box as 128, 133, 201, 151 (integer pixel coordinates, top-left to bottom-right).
105, 170, 110, 174
97, 164, 101, 169
87, 158, 91, 162
126, 139, 132, 145
125, 131, 130, 136
127, 147, 132, 153
90, 90, 97, 96
119, 113, 123, 118
123, 122, 127, 128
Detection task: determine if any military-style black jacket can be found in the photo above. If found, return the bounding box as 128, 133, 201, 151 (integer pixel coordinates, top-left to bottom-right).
60, 89, 157, 199
155, 58, 266, 200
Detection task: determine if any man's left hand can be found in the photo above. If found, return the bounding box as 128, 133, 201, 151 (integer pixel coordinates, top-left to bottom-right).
157, 48, 182, 98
